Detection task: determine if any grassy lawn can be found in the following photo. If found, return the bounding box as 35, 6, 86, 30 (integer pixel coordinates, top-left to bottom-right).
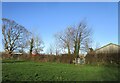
2, 60, 119, 81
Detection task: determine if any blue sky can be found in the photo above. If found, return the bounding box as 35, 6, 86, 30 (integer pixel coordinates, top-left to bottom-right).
1, 2, 118, 52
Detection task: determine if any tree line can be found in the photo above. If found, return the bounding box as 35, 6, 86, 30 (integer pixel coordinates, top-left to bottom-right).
2, 18, 92, 58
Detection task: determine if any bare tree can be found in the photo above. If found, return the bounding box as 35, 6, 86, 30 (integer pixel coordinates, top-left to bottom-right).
46, 41, 61, 55
54, 41, 61, 55
95, 42, 101, 50
55, 27, 75, 55
2, 18, 30, 57
47, 44, 54, 55
55, 21, 92, 57
32, 35, 44, 54
73, 21, 92, 57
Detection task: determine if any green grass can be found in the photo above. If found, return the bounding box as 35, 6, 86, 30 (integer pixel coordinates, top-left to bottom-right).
2, 60, 119, 81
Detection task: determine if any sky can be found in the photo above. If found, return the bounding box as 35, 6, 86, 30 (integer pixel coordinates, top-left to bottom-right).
1, 2, 118, 53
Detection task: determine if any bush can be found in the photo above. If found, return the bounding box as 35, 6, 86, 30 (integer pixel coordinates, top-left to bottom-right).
28, 54, 76, 64
85, 50, 96, 64
85, 51, 120, 65
96, 52, 120, 64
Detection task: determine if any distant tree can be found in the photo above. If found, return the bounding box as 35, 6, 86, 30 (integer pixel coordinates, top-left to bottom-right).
47, 44, 54, 55
47, 41, 61, 55
95, 42, 101, 50
81, 39, 92, 53
2, 18, 30, 57
32, 35, 44, 54
54, 41, 61, 55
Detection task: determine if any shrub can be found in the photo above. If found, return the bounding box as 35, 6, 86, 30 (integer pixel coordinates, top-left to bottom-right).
85, 49, 120, 65
29, 54, 76, 64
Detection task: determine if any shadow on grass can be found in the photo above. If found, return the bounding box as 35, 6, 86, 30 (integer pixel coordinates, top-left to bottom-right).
2, 60, 25, 63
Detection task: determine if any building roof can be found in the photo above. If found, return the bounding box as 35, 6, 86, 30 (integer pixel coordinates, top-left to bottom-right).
11, 53, 23, 55
95, 43, 120, 52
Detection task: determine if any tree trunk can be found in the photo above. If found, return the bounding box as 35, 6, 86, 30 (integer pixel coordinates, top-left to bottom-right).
74, 40, 77, 56
74, 32, 78, 57
30, 38, 34, 56
77, 43, 80, 57
67, 44, 71, 56
76, 32, 82, 57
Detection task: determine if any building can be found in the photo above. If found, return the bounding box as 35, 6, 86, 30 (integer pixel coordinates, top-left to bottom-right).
95, 43, 120, 54
12, 52, 23, 60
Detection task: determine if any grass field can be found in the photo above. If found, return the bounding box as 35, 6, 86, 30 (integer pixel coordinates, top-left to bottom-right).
2, 60, 119, 81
